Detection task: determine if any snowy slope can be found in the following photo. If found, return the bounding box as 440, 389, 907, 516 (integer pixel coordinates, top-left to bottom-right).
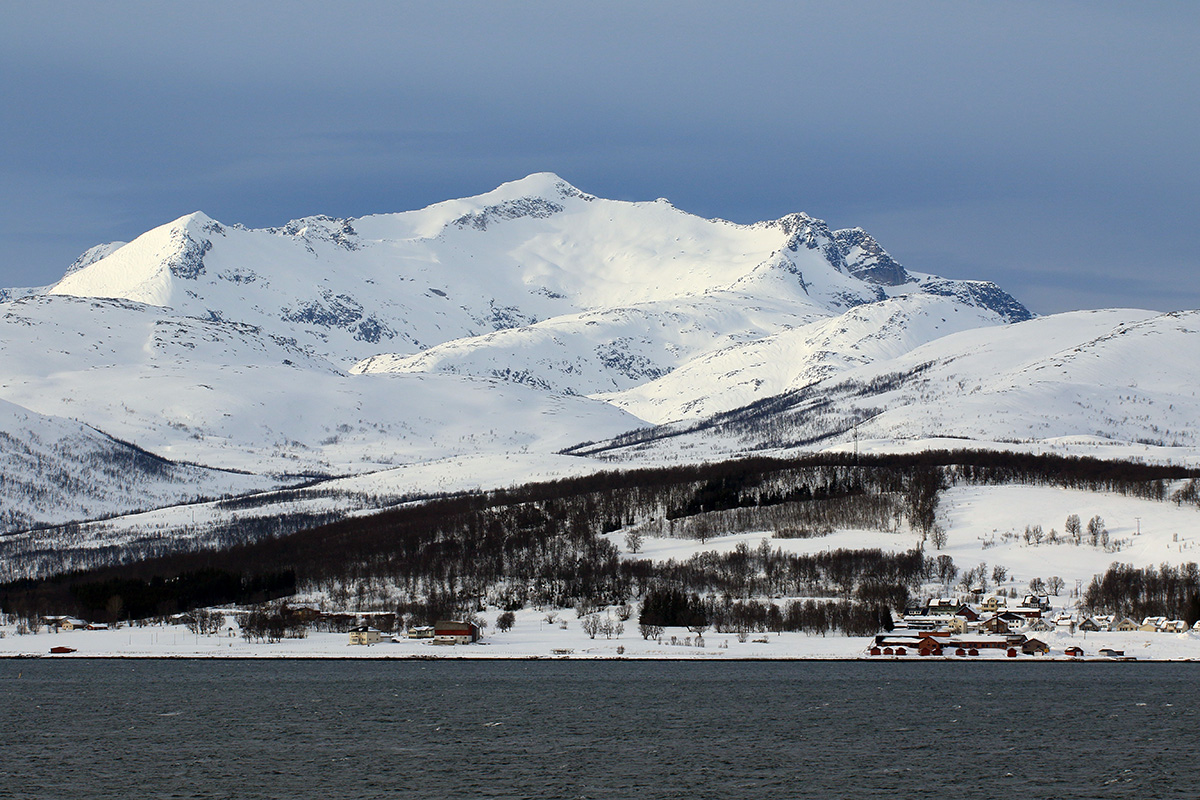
0, 294, 639, 475
0, 396, 269, 533
583, 309, 1200, 460
598, 293, 1013, 423
352, 294, 831, 395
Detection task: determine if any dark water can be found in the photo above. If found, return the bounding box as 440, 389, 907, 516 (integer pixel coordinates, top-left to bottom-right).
1, 660, 1197, 799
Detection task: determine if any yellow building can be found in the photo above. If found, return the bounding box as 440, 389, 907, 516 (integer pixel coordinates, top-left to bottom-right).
349, 626, 382, 645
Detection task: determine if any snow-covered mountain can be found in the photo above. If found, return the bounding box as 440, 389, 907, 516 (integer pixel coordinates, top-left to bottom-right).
576, 308, 1200, 461
47, 173, 1028, 374
4, 171, 1195, 534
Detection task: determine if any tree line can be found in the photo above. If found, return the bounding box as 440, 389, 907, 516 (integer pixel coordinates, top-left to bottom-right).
1083, 562, 1200, 624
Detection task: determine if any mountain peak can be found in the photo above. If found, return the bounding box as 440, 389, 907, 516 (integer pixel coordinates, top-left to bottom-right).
479, 172, 593, 204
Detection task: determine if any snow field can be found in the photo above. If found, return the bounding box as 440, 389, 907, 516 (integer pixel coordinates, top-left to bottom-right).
935, 484, 1200, 593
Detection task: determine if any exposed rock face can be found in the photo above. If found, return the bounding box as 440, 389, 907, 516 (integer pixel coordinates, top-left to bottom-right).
832, 227, 911, 287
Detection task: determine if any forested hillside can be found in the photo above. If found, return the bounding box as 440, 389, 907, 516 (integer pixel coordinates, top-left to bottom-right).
4, 450, 1197, 636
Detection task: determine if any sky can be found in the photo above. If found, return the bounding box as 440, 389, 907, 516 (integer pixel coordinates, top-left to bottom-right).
2, 1, 1198, 315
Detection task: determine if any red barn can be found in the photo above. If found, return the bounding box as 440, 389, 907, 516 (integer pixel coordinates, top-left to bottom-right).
434, 620, 480, 645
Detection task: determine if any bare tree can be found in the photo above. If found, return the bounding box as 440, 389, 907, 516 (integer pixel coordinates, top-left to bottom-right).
106, 594, 124, 627
1065, 514, 1082, 544
624, 530, 644, 554
930, 524, 948, 550
936, 554, 958, 587
639, 623, 663, 640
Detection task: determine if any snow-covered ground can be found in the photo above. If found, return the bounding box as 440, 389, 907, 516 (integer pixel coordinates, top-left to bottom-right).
587, 309, 1200, 464
3, 607, 1196, 661
934, 484, 1200, 591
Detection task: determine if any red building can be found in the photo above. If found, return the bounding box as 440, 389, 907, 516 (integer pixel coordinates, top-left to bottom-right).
434, 620, 480, 644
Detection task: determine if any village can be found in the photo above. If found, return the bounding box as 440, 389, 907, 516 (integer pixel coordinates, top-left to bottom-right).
874, 592, 1200, 660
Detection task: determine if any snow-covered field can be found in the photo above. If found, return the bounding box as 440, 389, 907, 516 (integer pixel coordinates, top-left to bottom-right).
3, 608, 1197, 661
935, 484, 1200, 589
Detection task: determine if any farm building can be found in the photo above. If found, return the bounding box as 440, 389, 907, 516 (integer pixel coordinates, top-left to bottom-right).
434, 620, 480, 645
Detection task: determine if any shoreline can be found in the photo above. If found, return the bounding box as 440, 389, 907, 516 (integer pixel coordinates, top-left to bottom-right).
3, 652, 1192, 663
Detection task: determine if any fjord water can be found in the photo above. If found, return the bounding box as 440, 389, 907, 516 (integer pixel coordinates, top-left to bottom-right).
1, 660, 1196, 799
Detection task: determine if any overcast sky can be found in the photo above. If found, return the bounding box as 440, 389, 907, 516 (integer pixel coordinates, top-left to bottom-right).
3, 1, 1197, 314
